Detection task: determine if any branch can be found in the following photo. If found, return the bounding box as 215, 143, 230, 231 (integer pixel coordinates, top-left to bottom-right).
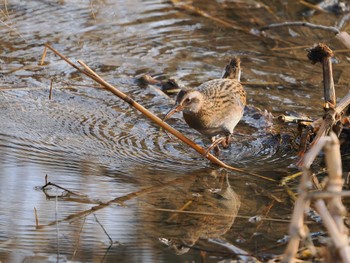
44, 44, 275, 183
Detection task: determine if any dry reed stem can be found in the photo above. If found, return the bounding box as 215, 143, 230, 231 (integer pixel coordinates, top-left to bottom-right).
40, 46, 47, 66
170, 0, 251, 35
283, 133, 350, 262
298, 44, 350, 159
309, 190, 350, 199
283, 136, 331, 262
299, 0, 325, 12
307, 44, 335, 105
314, 200, 350, 262
34, 207, 39, 228
319, 132, 350, 261
49, 79, 53, 100
307, 91, 350, 151
170, 0, 294, 46
43, 44, 275, 182
71, 216, 87, 260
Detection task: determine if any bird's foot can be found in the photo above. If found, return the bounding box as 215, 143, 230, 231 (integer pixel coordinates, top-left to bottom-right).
221, 136, 232, 149
203, 137, 227, 157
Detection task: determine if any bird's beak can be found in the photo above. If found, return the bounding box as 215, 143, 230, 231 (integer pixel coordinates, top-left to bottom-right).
163, 104, 184, 122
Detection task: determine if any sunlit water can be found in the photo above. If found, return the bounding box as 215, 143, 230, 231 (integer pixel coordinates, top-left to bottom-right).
1, 0, 349, 262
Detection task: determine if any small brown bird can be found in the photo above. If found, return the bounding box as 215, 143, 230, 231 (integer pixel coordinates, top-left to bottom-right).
164, 58, 246, 155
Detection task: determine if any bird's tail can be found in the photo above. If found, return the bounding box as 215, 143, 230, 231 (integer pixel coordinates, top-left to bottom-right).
221, 57, 241, 81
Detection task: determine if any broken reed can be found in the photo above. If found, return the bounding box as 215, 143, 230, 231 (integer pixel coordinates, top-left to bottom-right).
42, 44, 276, 183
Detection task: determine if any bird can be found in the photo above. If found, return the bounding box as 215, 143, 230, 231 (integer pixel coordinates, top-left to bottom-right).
164, 57, 246, 155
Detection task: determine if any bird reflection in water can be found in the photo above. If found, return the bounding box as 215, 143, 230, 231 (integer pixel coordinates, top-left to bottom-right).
138, 170, 240, 255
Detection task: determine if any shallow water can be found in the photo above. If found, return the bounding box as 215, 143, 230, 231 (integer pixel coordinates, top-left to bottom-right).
1, 0, 350, 262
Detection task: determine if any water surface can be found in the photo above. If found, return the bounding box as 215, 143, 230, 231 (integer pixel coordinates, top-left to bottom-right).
1, 0, 350, 262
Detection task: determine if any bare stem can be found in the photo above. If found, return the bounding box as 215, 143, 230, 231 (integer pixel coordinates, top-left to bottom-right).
43, 44, 275, 182
49, 79, 53, 100
260, 21, 340, 34
307, 44, 336, 105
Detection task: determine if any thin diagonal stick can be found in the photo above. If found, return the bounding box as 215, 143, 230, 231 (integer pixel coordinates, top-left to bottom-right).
44, 44, 276, 183
93, 214, 113, 246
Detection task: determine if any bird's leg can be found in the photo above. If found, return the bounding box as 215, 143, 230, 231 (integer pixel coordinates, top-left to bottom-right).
203, 136, 226, 157
221, 134, 232, 149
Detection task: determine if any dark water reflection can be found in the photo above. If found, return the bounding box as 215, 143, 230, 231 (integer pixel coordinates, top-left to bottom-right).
1, 0, 350, 262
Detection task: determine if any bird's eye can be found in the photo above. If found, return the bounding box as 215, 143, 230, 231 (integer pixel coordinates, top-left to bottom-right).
185, 98, 191, 103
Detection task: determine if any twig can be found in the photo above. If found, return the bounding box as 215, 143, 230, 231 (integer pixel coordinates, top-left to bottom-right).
49, 79, 53, 100
307, 91, 350, 150
43, 44, 276, 182
34, 207, 39, 228
40, 46, 47, 66
42, 181, 85, 197
4, 0, 9, 17
299, 0, 325, 12
93, 213, 113, 246
280, 171, 303, 185
260, 21, 340, 34
55, 193, 60, 262
170, 0, 252, 35
71, 216, 87, 260
89, 0, 96, 23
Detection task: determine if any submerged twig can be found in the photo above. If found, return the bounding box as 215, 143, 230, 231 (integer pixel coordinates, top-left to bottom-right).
49, 78, 53, 100
260, 21, 340, 34
34, 207, 39, 228
42, 181, 85, 198
71, 216, 87, 260
170, 0, 252, 35
55, 194, 60, 262
299, 0, 325, 12
44, 44, 275, 182
93, 213, 113, 246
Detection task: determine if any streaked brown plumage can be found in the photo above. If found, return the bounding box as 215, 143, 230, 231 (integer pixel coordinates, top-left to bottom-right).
164, 58, 246, 155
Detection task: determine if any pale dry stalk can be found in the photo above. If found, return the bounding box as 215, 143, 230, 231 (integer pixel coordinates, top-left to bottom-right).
314, 132, 350, 262
282, 136, 330, 262
282, 133, 350, 262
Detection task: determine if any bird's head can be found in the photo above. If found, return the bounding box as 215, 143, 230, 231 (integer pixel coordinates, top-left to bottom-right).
163, 90, 203, 121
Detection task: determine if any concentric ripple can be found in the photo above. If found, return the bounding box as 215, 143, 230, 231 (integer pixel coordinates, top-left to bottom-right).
0, 87, 205, 173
